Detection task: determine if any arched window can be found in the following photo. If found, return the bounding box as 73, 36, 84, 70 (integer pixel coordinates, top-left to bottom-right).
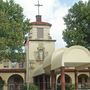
57, 74, 72, 84
78, 74, 88, 88
78, 74, 88, 83
8, 74, 23, 90
57, 74, 72, 90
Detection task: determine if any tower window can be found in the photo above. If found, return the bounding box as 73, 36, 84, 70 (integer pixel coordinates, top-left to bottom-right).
37, 28, 44, 38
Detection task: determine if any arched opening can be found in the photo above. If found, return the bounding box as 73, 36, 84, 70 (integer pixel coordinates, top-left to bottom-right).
57, 74, 72, 90
57, 74, 72, 84
8, 74, 24, 90
78, 74, 88, 88
0, 77, 4, 90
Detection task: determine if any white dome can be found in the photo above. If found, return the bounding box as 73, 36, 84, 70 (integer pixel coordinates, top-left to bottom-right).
62, 45, 90, 67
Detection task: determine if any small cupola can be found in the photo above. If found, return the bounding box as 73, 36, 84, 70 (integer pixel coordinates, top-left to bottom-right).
36, 15, 42, 22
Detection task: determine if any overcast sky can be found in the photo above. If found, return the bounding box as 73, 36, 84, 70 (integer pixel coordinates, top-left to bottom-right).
14, 0, 88, 48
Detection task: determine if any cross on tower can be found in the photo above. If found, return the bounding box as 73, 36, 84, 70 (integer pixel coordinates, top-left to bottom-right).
35, 0, 43, 15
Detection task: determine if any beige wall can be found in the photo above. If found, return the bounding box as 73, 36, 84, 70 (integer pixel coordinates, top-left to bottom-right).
28, 41, 55, 83
28, 41, 55, 60
0, 61, 25, 69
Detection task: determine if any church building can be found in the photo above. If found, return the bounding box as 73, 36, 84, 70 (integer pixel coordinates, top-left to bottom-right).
25, 1, 90, 90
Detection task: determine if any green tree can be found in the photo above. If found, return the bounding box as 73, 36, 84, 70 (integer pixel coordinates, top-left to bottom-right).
0, 0, 30, 61
63, 0, 90, 49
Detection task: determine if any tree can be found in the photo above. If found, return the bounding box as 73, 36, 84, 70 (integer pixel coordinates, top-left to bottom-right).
63, 0, 90, 49
0, 0, 30, 61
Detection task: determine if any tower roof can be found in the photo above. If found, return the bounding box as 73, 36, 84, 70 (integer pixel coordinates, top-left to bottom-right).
31, 15, 52, 26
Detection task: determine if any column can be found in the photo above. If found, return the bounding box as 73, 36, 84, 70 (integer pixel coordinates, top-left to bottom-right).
50, 70, 55, 90
42, 75, 46, 90
37, 77, 40, 89
88, 67, 90, 87
60, 66, 65, 90
75, 70, 78, 90
3, 81, 7, 90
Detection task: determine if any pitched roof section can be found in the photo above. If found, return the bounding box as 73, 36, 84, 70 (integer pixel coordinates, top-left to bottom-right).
31, 21, 51, 26
31, 15, 52, 26
33, 65, 45, 77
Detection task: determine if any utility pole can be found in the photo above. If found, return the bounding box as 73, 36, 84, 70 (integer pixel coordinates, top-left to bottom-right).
26, 35, 30, 90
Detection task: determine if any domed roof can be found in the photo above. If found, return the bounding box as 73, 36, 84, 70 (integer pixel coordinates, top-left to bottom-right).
43, 48, 66, 70
51, 45, 90, 70
62, 45, 90, 67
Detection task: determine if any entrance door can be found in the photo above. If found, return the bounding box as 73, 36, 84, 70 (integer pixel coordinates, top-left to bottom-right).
8, 74, 23, 90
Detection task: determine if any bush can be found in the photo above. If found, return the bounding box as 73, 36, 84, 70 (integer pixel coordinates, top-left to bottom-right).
66, 84, 75, 90
23, 84, 39, 90
57, 84, 75, 90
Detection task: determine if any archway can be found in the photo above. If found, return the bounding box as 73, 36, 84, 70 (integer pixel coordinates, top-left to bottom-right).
57, 74, 72, 90
78, 74, 88, 88
8, 74, 24, 90
0, 77, 4, 90
57, 74, 71, 84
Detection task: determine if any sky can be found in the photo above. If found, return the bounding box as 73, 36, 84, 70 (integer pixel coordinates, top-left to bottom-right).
14, 0, 89, 48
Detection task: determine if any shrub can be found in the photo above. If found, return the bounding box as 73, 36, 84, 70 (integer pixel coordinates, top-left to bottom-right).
23, 84, 39, 90
57, 84, 75, 90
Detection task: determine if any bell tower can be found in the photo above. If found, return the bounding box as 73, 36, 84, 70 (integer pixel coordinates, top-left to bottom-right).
25, 0, 56, 83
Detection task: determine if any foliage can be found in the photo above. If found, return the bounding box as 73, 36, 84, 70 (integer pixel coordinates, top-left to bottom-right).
63, 0, 90, 49
0, 0, 30, 61
57, 84, 75, 90
66, 84, 75, 90
23, 84, 39, 90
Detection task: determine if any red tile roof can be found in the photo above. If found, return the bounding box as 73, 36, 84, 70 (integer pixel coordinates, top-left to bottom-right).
31, 21, 52, 26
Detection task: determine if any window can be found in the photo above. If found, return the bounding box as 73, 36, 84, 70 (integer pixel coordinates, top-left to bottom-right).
37, 28, 44, 38
3, 60, 9, 68
11, 62, 17, 68
19, 62, 24, 69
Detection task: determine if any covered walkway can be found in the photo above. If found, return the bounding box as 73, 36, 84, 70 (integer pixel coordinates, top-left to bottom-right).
33, 46, 90, 90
